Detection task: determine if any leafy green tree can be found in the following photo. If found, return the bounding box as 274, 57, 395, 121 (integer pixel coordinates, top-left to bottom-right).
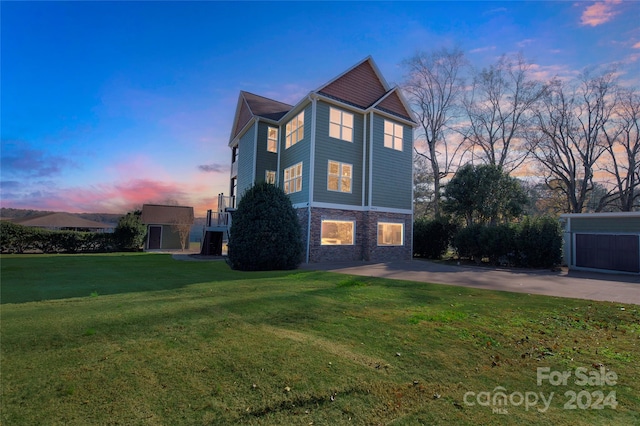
443, 164, 528, 226
228, 182, 303, 271
113, 210, 146, 251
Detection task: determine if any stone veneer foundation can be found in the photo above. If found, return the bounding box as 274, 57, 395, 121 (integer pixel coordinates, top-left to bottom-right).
296, 207, 412, 263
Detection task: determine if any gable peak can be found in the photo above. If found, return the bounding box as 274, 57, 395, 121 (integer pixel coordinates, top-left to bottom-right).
315, 56, 390, 109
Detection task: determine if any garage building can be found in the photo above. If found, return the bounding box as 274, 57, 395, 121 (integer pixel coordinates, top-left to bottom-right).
560, 212, 640, 274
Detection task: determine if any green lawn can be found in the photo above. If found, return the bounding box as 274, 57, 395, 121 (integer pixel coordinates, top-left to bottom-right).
1, 253, 638, 425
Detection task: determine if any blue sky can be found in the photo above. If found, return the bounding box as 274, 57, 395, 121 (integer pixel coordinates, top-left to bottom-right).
2, 1, 639, 216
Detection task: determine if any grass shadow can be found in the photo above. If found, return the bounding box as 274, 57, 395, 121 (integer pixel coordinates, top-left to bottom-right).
0, 253, 299, 304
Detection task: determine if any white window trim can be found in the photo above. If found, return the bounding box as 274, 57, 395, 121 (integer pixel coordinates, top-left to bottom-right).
377, 222, 404, 246
267, 127, 278, 153
327, 160, 352, 193
285, 111, 305, 149
265, 170, 276, 184
384, 120, 403, 151
321, 219, 355, 245
284, 162, 303, 194
329, 107, 354, 142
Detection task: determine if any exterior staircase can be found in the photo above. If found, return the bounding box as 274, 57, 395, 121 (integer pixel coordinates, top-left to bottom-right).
200, 194, 235, 255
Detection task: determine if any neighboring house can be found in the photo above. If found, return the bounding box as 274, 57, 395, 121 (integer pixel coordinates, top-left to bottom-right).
141, 204, 194, 250
203, 57, 416, 262
560, 212, 640, 274
10, 212, 114, 232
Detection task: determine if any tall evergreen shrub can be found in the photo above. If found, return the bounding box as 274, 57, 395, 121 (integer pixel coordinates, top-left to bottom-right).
228, 182, 303, 271
515, 216, 562, 268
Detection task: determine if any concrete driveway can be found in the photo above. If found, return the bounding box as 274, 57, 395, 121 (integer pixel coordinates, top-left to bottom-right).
301, 259, 640, 305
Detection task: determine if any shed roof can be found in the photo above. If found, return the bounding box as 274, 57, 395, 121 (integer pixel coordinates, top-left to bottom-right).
141, 204, 194, 225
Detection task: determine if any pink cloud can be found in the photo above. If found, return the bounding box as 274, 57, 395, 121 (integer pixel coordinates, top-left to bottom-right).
2, 176, 223, 217
580, 0, 622, 27
633, 41, 640, 49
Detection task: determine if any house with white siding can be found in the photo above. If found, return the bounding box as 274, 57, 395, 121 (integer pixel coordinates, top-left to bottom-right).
203, 57, 416, 263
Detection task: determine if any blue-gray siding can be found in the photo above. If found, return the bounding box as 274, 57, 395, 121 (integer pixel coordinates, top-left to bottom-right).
236, 124, 256, 200
279, 104, 312, 205
370, 114, 413, 210
255, 122, 278, 183
313, 101, 364, 206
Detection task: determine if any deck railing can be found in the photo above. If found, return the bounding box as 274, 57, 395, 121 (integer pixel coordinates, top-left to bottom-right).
206, 210, 231, 227
218, 194, 236, 211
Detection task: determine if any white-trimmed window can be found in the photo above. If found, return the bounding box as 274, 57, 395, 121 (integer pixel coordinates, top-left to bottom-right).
284, 162, 302, 194
321, 220, 355, 245
265, 170, 276, 184
327, 160, 352, 193
384, 120, 403, 151
267, 127, 278, 153
285, 111, 305, 148
329, 107, 354, 142
377, 222, 403, 246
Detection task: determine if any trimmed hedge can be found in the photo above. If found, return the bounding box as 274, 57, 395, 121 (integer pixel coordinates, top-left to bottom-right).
1, 221, 115, 254
413, 218, 457, 259
451, 216, 562, 268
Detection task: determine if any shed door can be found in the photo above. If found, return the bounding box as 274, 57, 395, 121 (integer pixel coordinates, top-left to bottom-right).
148, 226, 162, 249
575, 234, 639, 273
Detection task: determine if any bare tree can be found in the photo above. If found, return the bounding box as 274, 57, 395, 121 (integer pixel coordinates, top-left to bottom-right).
170, 209, 194, 252
599, 88, 640, 211
462, 53, 547, 172
402, 47, 467, 218
529, 70, 617, 213
413, 153, 435, 218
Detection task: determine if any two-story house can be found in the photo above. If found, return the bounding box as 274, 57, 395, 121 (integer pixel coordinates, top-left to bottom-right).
203, 57, 416, 263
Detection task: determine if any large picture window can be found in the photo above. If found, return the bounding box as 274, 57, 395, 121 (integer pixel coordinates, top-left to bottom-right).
377, 222, 403, 246
384, 120, 403, 151
285, 111, 305, 148
329, 107, 353, 142
321, 220, 355, 245
267, 127, 278, 153
284, 162, 303, 194
327, 160, 352, 193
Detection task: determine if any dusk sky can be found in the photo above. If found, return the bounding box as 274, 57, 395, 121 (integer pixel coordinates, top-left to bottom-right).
2, 1, 639, 217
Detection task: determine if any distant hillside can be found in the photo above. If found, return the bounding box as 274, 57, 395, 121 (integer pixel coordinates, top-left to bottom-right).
1, 208, 209, 243
2, 208, 208, 241
0, 208, 123, 226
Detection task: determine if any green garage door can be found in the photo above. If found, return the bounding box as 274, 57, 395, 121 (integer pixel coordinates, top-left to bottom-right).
575, 234, 639, 273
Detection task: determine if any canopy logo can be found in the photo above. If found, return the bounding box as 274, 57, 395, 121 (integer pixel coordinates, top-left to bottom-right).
463, 366, 618, 415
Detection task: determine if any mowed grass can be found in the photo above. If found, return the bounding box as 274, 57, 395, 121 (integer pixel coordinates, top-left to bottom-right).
1, 254, 639, 425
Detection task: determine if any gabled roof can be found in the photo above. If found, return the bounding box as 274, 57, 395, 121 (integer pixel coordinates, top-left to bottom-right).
230, 91, 292, 142
12, 212, 113, 229
141, 204, 194, 225
316, 56, 389, 109
315, 56, 415, 123
372, 88, 415, 122
229, 57, 415, 143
